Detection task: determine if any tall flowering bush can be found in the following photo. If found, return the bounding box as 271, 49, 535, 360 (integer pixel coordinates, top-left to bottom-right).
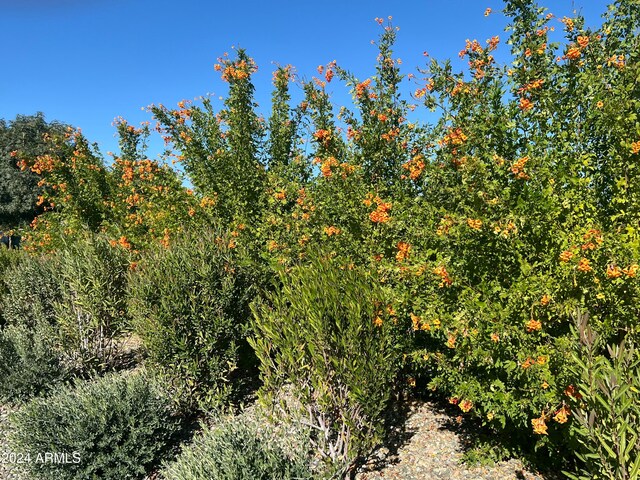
9, 0, 640, 475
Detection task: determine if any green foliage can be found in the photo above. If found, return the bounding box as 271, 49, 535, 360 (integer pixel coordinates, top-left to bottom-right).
151, 49, 267, 225
251, 255, 403, 473
0, 247, 23, 325
0, 318, 67, 403
1, 253, 60, 329
9, 370, 182, 480
0, 112, 70, 229
4, 0, 639, 475
54, 235, 130, 372
161, 414, 312, 480
565, 313, 640, 480
128, 230, 257, 411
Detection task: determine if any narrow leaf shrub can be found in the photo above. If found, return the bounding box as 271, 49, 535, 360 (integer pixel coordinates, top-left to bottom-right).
251, 255, 402, 473
0, 318, 67, 402
9, 370, 182, 480
565, 313, 640, 480
53, 236, 130, 372
128, 229, 257, 411
161, 414, 312, 480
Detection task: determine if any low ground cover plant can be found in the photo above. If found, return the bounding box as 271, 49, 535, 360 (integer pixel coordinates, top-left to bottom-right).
161, 413, 312, 480
9, 370, 182, 480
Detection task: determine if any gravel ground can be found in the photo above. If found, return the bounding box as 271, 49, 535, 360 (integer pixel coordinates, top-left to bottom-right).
355, 401, 556, 480
2, 398, 559, 480
0, 404, 22, 480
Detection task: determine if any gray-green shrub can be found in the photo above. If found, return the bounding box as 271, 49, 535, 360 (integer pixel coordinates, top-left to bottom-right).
9, 370, 182, 480
128, 229, 257, 411
161, 414, 312, 480
250, 255, 401, 475
1, 253, 59, 328
0, 318, 67, 402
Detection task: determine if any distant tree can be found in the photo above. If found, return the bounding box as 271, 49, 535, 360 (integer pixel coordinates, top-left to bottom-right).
0, 113, 70, 230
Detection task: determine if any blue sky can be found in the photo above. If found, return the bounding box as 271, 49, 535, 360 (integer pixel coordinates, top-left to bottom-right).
1, 0, 610, 160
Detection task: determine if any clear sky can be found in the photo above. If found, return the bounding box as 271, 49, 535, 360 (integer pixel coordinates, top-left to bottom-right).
1, 0, 611, 160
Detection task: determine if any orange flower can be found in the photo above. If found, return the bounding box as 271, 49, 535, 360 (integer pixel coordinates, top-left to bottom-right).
519, 98, 533, 111
374, 316, 384, 327
274, 190, 286, 200
442, 127, 468, 146
446, 335, 456, 349
565, 46, 581, 60
553, 405, 570, 424
490, 333, 500, 343
631, 141, 640, 155
401, 155, 426, 180
510, 156, 530, 179
577, 258, 592, 272
526, 319, 542, 332
564, 385, 582, 399
606, 265, 622, 279
369, 197, 392, 224
118, 236, 131, 250
623, 264, 638, 278
396, 242, 411, 262
560, 17, 575, 31
522, 357, 534, 369
540, 294, 551, 306
484, 7, 491, 16
608, 54, 626, 69
467, 218, 483, 230
577, 35, 589, 48
320, 157, 338, 178
369, 209, 390, 223
559, 250, 574, 262
324, 225, 341, 236
433, 265, 453, 287
355, 78, 372, 98
411, 313, 421, 331
459, 399, 473, 412
313, 129, 331, 143
532, 415, 548, 435
325, 68, 334, 83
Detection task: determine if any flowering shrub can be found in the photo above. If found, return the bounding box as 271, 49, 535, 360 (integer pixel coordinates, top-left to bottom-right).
9, 0, 640, 475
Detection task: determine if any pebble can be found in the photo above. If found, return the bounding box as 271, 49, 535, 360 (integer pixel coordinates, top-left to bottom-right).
356, 401, 552, 480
